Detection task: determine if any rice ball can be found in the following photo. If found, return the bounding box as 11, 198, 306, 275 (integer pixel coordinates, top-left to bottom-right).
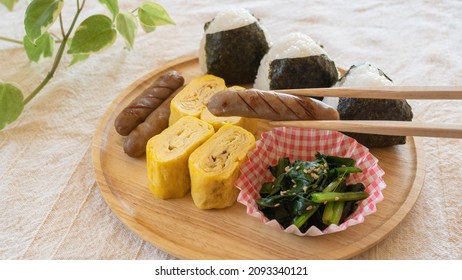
254, 32, 338, 97
335, 63, 414, 147
199, 8, 270, 85
338, 63, 393, 87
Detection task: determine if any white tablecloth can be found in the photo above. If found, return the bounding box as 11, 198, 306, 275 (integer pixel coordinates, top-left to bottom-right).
1, 0, 461, 259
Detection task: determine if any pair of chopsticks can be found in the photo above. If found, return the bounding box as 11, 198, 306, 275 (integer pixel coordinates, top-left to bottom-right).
271, 86, 462, 139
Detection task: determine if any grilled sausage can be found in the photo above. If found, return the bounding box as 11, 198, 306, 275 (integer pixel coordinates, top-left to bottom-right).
206, 88, 339, 121
123, 86, 183, 158
114, 71, 184, 136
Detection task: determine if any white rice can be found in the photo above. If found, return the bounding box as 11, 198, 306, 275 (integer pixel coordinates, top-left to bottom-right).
338, 63, 393, 87
204, 8, 257, 34
254, 32, 329, 90
323, 63, 394, 108
199, 8, 269, 73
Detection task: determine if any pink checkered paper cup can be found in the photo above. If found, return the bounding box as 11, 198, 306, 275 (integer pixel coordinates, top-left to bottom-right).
235, 127, 386, 236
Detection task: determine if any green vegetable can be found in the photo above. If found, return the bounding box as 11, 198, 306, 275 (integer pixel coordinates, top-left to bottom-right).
316, 153, 356, 168
269, 157, 290, 178
340, 183, 366, 222
293, 204, 319, 228
311, 191, 369, 203
322, 179, 347, 225
0, 0, 174, 130
322, 201, 344, 225
256, 153, 369, 232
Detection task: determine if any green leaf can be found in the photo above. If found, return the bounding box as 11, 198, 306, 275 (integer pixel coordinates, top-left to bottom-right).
140, 22, 156, 33
24, 0, 64, 42
116, 12, 138, 50
69, 54, 90, 66
65, 38, 90, 66
98, 0, 119, 20
67, 14, 117, 55
0, 81, 24, 130
138, 2, 174, 32
23, 32, 54, 62
0, 0, 19, 11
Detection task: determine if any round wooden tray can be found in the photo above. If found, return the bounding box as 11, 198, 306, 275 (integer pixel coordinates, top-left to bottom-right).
92, 55, 425, 259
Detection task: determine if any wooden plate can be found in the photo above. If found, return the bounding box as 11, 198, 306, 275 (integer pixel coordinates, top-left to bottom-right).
92, 55, 425, 259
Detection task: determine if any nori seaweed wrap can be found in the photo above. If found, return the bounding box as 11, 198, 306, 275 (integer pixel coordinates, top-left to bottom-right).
199, 8, 270, 85
336, 63, 413, 148
254, 32, 338, 100
269, 55, 338, 90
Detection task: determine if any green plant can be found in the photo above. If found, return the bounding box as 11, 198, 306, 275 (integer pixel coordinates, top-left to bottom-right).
0, 0, 174, 130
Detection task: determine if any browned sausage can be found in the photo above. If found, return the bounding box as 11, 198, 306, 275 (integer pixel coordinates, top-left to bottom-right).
114, 71, 184, 136
123, 86, 183, 158
206, 88, 339, 121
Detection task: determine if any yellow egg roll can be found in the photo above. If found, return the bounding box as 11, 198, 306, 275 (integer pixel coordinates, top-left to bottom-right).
189, 124, 256, 209
146, 116, 214, 199
169, 74, 226, 126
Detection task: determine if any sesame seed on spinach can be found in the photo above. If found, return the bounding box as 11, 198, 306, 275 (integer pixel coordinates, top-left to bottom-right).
256, 152, 369, 232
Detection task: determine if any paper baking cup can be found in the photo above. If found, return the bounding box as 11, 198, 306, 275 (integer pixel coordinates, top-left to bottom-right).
235, 127, 386, 236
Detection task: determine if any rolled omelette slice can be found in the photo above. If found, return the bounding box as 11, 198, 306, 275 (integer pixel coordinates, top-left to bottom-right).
169, 74, 226, 126
200, 85, 244, 131
189, 124, 256, 209
146, 116, 215, 199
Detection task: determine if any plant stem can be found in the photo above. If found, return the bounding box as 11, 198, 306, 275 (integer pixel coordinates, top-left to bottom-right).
293, 205, 319, 228
322, 176, 345, 193
24, 0, 87, 106
322, 201, 345, 225
50, 33, 63, 43
0, 36, 23, 45
311, 191, 369, 203
59, 14, 66, 38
